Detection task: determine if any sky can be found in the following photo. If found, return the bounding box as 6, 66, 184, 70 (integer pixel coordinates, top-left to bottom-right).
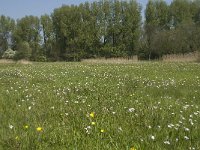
0, 0, 173, 20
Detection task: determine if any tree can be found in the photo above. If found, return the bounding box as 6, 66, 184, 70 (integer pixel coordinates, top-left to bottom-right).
41, 14, 54, 60
144, 0, 169, 60
0, 15, 15, 56
169, 0, 192, 26
13, 16, 41, 60
14, 41, 31, 60
122, 0, 142, 56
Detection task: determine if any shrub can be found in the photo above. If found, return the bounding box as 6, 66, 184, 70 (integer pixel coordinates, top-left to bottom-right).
14, 41, 32, 60
2, 48, 16, 59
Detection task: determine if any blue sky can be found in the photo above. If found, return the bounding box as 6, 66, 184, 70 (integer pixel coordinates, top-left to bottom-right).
0, 0, 172, 20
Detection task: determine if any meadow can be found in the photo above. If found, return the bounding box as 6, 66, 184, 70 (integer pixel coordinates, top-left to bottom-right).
0, 62, 200, 150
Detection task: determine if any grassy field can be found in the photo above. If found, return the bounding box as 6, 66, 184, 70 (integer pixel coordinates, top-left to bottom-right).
0, 62, 200, 150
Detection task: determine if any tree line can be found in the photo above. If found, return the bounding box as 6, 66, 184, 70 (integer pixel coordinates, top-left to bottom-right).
0, 0, 200, 61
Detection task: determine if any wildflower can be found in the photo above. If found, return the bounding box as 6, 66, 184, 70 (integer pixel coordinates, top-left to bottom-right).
112, 112, 116, 115
167, 124, 174, 128
184, 136, 189, 140
84, 126, 91, 134
118, 127, 123, 132
100, 129, 105, 133
9, 124, 14, 129
90, 112, 95, 118
130, 147, 136, 150
36, 127, 42, 132
128, 108, 135, 112
164, 141, 170, 145
91, 122, 96, 125
24, 125, 29, 129
150, 135, 155, 140
184, 127, 190, 132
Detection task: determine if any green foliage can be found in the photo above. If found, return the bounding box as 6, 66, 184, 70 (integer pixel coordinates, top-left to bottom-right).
13, 16, 41, 60
144, 0, 169, 59
170, 0, 192, 25
141, 0, 200, 60
0, 15, 15, 54
40, 15, 54, 59
35, 55, 47, 62
2, 48, 16, 59
14, 41, 31, 60
51, 0, 141, 60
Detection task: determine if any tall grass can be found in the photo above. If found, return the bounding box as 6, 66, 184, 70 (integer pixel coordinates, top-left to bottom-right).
82, 56, 138, 64
163, 51, 199, 62
0, 62, 200, 149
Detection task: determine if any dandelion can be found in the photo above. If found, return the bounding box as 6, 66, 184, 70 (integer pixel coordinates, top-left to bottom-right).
24, 125, 29, 129
36, 127, 42, 132
90, 112, 95, 118
100, 129, 105, 133
15, 136, 19, 140
91, 122, 96, 125
130, 147, 136, 150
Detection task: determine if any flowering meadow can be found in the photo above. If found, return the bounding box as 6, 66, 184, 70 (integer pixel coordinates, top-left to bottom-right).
0, 62, 200, 150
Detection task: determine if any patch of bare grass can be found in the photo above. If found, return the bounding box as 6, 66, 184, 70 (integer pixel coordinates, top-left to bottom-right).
163, 51, 199, 62
0, 59, 15, 64
0, 59, 32, 65
82, 56, 138, 64
16, 59, 32, 65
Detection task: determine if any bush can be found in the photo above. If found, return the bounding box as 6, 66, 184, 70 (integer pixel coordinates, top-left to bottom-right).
2, 48, 16, 59
35, 56, 47, 62
14, 41, 32, 60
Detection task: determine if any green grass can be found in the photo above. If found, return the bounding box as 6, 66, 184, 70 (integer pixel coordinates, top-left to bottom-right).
0, 62, 200, 150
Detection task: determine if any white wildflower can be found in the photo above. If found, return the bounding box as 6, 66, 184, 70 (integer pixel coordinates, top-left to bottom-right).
184, 136, 189, 140
9, 124, 14, 129
150, 135, 155, 140
128, 108, 135, 112
164, 141, 170, 145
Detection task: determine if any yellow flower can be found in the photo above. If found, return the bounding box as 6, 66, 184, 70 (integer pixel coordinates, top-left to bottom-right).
100, 129, 105, 133
36, 127, 42, 132
130, 147, 136, 150
15, 136, 19, 140
89, 112, 95, 118
24, 125, 29, 129
91, 122, 96, 125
